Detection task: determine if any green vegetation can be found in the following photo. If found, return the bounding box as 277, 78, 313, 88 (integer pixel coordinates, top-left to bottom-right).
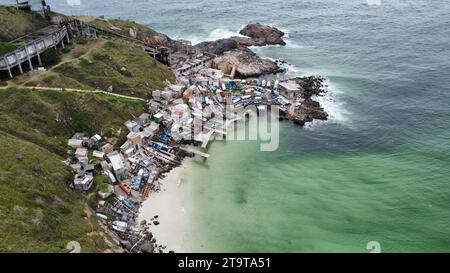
88, 174, 115, 210
0, 88, 144, 252
0, 132, 107, 252
0, 87, 145, 155
74, 37, 88, 45
16, 39, 175, 99
76, 16, 161, 42
0, 9, 173, 252
95, 174, 112, 187
0, 41, 18, 55
41, 48, 61, 67
3, 11, 175, 98
0, 6, 50, 42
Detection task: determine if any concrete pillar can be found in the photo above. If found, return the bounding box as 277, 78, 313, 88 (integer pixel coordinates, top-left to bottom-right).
28, 58, 33, 71
37, 53, 42, 66
5, 57, 13, 78
33, 42, 42, 66
17, 63, 23, 74
25, 47, 33, 71
53, 34, 58, 49
14, 53, 23, 74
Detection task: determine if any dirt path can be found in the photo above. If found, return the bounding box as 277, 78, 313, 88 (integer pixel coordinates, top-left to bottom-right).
0, 84, 148, 102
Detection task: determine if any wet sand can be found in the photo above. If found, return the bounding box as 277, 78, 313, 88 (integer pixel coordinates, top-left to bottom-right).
138, 161, 193, 253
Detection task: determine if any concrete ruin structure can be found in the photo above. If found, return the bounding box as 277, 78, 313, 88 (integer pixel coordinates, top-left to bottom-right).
0, 25, 70, 78
1, 3, 171, 79
16, 0, 51, 18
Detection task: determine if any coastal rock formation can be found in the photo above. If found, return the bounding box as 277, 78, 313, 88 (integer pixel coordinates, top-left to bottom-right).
289, 76, 329, 125
239, 23, 286, 46
292, 99, 328, 125
193, 23, 286, 55
145, 34, 173, 47
212, 48, 283, 78
188, 23, 288, 77
195, 38, 240, 55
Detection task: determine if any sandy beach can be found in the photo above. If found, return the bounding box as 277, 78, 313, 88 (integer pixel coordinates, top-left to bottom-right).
138, 161, 193, 253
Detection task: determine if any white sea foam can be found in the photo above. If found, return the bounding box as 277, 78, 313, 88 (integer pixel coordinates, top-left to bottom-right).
304, 78, 351, 130
177, 27, 246, 45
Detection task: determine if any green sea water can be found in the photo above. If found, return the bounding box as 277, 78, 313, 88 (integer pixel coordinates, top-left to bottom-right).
42, 0, 450, 252
178, 121, 450, 252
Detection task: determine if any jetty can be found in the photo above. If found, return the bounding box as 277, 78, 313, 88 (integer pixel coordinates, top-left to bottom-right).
180, 145, 210, 159
200, 130, 215, 149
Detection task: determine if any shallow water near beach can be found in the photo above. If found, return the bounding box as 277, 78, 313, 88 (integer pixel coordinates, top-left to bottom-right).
41, 0, 450, 252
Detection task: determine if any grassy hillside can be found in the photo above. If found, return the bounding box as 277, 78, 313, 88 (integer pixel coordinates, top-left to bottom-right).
13, 38, 175, 99
0, 87, 145, 155
0, 10, 166, 252
76, 16, 162, 43
0, 132, 108, 252
0, 5, 50, 42
0, 88, 145, 252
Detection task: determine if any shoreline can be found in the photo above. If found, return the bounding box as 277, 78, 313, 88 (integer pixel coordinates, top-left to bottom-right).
137, 84, 337, 252
138, 160, 192, 253
56, 16, 331, 253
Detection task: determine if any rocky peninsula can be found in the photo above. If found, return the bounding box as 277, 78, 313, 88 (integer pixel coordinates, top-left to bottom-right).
0, 7, 329, 252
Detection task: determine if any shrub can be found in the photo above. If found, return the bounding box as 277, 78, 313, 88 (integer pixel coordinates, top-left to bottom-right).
61, 47, 71, 54
0, 41, 18, 55
71, 112, 95, 134
41, 48, 61, 67
74, 37, 88, 45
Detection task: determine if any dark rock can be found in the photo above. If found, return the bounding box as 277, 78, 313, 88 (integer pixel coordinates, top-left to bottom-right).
284, 76, 329, 126
193, 23, 286, 55
195, 38, 240, 55
139, 241, 155, 253
239, 23, 286, 46
32, 164, 41, 173
15, 153, 24, 161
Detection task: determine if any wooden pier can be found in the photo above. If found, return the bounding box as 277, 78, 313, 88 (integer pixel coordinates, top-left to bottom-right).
201, 130, 215, 149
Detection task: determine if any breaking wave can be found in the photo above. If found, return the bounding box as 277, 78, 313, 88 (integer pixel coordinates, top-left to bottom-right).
179, 27, 245, 45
